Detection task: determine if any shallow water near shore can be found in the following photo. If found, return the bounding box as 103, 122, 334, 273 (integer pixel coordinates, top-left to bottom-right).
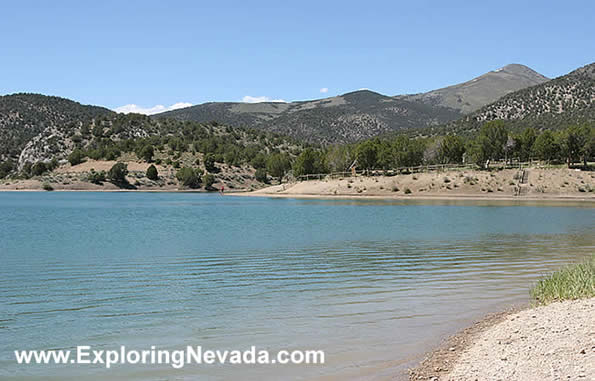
0, 192, 593, 380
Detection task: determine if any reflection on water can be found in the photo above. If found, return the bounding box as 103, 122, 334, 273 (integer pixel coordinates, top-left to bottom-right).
0, 193, 593, 380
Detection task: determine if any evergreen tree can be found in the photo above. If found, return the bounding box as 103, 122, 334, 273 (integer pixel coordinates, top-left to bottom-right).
266, 153, 291, 182
108, 162, 128, 184
146, 164, 159, 180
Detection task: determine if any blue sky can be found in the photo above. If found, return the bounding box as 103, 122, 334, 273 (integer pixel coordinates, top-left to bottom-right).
1, 0, 593, 113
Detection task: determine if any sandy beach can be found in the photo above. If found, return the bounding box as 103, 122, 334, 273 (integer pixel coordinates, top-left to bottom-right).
3, 167, 594, 203
410, 298, 595, 381
233, 168, 595, 202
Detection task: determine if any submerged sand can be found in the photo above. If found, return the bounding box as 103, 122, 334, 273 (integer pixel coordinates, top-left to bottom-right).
410, 298, 595, 381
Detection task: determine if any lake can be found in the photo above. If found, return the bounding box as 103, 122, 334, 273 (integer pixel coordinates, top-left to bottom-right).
0, 192, 593, 380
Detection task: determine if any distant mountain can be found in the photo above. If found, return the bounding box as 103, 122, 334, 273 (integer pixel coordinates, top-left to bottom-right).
433, 62, 595, 135
398, 64, 549, 113
157, 64, 549, 143
156, 90, 461, 143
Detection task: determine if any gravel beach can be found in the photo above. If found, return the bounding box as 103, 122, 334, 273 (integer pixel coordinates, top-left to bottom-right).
411, 298, 595, 381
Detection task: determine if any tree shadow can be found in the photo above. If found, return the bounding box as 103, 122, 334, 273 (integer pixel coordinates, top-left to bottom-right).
111, 180, 137, 189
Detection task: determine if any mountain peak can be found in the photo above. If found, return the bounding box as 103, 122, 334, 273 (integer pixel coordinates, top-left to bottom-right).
450, 61, 595, 133
499, 63, 532, 71
340, 89, 389, 104
401, 64, 550, 113
493, 64, 549, 81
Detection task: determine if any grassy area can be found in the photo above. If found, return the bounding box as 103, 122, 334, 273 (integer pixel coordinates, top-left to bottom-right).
530, 255, 595, 305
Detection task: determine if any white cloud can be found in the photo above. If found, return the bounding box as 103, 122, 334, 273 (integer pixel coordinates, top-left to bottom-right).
242, 96, 286, 103
114, 102, 193, 115
169, 102, 193, 110
319, 87, 328, 93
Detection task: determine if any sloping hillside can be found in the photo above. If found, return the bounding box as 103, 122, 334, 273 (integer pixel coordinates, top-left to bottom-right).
437, 62, 594, 135
156, 64, 549, 143
257, 91, 461, 143
158, 90, 461, 144
399, 64, 549, 113
0, 94, 306, 176
0, 93, 112, 160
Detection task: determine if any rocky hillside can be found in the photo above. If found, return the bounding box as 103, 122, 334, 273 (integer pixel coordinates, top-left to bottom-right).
157, 64, 549, 143
0, 94, 112, 161
0, 94, 306, 175
434, 62, 595, 135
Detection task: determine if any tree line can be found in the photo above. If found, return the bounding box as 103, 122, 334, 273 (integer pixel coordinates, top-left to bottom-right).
1, 120, 593, 183
292, 121, 594, 176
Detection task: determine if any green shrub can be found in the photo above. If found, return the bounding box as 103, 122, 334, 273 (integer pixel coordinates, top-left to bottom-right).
404, 188, 412, 194
31, 162, 48, 176
138, 145, 154, 162
68, 149, 85, 166
87, 170, 106, 184
255, 168, 268, 183
293, 148, 326, 177
42, 182, 54, 191
203, 173, 215, 189
266, 153, 291, 182
0, 160, 14, 179
204, 154, 217, 172
48, 158, 59, 171
176, 167, 202, 188
146, 164, 158, 180
250, 154, 267, 169
108, 162, 128, 184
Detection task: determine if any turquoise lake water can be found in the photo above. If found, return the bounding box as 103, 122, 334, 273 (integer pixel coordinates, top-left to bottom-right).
0, 193, 593, 380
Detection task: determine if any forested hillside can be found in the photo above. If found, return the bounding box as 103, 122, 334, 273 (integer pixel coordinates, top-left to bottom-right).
0, 93, 111, 160
158, 90, 462, 144
0, 94, 307, 188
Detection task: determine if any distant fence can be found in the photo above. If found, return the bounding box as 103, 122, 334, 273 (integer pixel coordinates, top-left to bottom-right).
296, 161, 543, 182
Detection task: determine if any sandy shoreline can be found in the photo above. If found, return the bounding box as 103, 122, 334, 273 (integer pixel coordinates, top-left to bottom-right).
410, 298, 595, 380
2, 188, 593, 204
230, 191, 595, 203
230, 168, 595, 203
2, 167, 594, 203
